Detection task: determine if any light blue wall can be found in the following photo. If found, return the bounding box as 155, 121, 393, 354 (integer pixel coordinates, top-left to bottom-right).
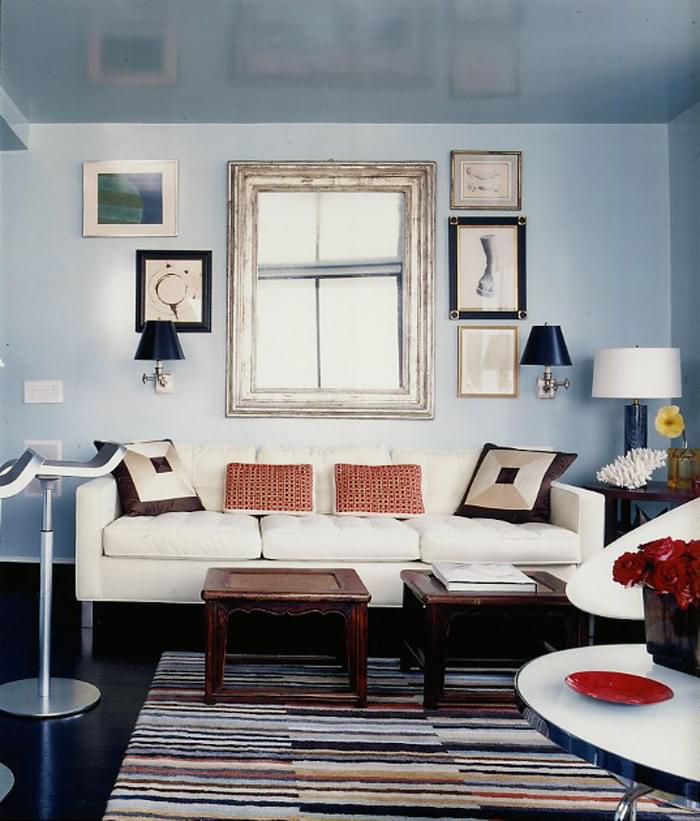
669, 102, 700, 434
0, 122, 672, 560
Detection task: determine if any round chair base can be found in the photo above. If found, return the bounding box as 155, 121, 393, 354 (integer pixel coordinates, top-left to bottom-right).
0, 764, 14, 802
0, 678, 101, 718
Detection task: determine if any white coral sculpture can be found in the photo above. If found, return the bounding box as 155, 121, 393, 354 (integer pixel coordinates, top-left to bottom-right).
596, 448, 667, 490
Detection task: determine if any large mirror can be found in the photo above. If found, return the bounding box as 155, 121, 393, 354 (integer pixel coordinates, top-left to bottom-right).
227, 161, 435, 417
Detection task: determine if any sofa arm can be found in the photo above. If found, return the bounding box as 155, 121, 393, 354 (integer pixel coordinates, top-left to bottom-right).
75, 476, 121, 601
550, 482, 605, 563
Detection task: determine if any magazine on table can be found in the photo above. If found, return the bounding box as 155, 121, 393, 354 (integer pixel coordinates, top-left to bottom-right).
431, 561, 537, 592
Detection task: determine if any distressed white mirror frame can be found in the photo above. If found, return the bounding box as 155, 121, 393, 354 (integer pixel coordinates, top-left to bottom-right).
227, 161, 435, 417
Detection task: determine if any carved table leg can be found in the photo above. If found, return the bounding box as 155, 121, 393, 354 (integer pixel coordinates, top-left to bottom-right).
205, 602, 227, 704
424, 604, 449, 709
346, 603, 368, 706
355, 603, 368, 706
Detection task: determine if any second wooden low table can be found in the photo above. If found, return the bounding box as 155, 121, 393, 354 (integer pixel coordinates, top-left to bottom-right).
400, 569, 587, 708
201, 567, 371, 706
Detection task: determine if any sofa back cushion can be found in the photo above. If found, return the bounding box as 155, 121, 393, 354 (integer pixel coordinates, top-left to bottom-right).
391, 448, 482, 514
257, 445, 391, 514
186, 444, 257, 511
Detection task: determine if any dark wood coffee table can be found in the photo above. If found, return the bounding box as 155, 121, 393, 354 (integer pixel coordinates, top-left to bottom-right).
400, 569, 587, 708
201, 567, 371, 706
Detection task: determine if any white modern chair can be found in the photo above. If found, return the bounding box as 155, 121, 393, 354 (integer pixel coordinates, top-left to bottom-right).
566, 496, 700, 620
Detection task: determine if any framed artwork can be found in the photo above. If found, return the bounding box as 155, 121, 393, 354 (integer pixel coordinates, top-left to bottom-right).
458, 325, 519, 398
450, 150, 521, 210
448, 215, 526, 320
135, 250, 212, 332
83, 160, 178, 236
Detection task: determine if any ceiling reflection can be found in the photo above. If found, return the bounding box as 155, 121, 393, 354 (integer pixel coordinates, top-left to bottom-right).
1, 0, 699, 123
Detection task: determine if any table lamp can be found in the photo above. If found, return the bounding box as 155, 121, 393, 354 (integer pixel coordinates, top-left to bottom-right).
592, 347, 681, 453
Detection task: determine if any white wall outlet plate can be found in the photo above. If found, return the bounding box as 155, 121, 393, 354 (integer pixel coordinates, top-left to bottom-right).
24, 380, 64, 403
24, 439, 63, 495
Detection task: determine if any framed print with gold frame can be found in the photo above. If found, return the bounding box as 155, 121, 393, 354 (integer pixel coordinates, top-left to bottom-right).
458, 325, 519, 398
450, 150, 521, 210
449, 215, 526, 320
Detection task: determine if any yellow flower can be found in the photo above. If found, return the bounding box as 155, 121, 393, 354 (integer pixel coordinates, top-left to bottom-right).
655, 405, 685, 439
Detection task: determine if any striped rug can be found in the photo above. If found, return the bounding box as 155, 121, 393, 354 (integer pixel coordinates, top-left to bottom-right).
104, 653, 695, 820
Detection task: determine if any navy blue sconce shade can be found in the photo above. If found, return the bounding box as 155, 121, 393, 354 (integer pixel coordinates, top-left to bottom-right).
520, 325, 572, 366
134, 320, 185, 361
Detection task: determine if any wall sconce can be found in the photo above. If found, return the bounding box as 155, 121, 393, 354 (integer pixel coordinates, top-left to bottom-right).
520, 324, 572, 399
134, 320, 184, 393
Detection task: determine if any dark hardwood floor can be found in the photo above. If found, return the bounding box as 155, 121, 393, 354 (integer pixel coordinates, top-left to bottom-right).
0, 588, 161, 820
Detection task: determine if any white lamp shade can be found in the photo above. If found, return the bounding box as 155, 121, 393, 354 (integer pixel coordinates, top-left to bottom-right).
592, 347, 681, 399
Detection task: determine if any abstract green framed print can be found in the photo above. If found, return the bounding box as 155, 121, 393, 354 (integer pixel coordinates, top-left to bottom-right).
83, 160, 178, 236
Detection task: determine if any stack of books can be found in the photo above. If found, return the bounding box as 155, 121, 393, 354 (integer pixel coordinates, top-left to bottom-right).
431, 562, 537, 592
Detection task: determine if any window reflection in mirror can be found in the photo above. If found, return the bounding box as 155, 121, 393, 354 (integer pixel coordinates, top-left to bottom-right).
256, 191, 404, 391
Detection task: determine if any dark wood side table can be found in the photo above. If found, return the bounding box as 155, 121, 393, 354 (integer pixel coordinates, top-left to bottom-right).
583, 481, 695, 545
201, 567, 370, 706
399, 569, 587, 709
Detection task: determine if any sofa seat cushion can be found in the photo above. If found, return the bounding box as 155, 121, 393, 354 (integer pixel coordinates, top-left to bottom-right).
406, 514, 581, 565
103, 512, 261, 560
261, 514, 420, 561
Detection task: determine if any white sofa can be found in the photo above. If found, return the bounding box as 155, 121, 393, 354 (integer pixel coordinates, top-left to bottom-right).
75, 444, 605, 608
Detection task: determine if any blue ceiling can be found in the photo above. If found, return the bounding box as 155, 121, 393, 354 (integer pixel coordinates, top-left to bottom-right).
1, 0, 699, 125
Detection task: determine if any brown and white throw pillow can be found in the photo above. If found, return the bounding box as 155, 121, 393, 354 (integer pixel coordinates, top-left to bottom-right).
224, 463, 314, 515
455, 443, 577, 524
95, 439, 204, 517
333, 463, 425, 517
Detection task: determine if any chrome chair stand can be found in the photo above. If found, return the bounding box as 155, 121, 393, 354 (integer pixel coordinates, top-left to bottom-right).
0, 443, 125, 719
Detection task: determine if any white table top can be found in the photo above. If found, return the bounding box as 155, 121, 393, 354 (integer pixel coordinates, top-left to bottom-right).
515, 644, 700, 803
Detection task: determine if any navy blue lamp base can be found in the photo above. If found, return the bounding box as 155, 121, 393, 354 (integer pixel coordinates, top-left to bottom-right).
624, 403, 647, 453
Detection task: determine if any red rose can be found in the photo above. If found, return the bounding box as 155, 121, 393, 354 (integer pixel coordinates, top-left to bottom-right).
641, 537, 678, 562
682, 541, 700, 562
649, 557, 684, 594
612, 551, 648, 587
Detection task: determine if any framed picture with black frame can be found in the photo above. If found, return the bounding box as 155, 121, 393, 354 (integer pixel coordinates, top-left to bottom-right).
448, 216, 526, 320
135, 249, 212, 332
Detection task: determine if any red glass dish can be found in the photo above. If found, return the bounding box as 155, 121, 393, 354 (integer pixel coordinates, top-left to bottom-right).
565, 670, 674, 704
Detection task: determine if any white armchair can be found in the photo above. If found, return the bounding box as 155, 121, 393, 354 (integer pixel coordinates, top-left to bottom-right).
566, 497, 700, 620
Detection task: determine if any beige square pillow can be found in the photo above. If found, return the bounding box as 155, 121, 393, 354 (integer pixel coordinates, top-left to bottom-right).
96, 439, 203, 517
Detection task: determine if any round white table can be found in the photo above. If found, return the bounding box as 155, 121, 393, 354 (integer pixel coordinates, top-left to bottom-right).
515, 644, 700, 820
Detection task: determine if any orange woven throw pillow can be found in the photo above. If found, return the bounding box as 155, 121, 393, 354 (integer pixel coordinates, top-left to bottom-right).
224, 463, 314, 515
333, 463, 425, 517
